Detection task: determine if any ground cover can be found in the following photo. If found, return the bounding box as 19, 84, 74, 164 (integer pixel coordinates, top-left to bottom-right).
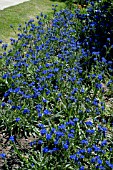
0, 0, 113, 169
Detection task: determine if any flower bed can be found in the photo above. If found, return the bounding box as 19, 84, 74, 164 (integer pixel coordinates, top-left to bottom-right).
0, 1, 113, 169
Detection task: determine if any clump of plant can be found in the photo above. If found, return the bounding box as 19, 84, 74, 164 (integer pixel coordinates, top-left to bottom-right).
75, 0, 113, 74
0, 3, 113, 170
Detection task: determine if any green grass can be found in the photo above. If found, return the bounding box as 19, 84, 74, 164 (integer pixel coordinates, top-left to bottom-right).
0, 0, 65, 44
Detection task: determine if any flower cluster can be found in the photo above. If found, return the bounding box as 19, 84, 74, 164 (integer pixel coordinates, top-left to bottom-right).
0, 1, 113, 169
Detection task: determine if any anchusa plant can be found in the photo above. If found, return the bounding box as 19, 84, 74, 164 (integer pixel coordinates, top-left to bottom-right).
0, 1, 113, 169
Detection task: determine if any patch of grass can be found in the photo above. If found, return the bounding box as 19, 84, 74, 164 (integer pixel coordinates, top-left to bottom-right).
0, 0, 65, 44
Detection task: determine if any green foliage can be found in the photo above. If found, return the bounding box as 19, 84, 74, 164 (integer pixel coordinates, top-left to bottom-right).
0, 1, 113, 169
65, 0, 75, 9
55, 0, 87, 6
74, 0, 87, 5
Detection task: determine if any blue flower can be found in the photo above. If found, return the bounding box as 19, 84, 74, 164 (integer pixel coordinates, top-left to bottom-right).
51, 147, 59, 152
9, 136, 15, 142
87, 148, 92, 153
43, 147, 49, 153
0, 40, 2, 43
68, 133, 74, 138
42, 98, 48, 103
15, 118, 20, 122
109, 148, 112, 152
70, 154, 78, 161
1, 102, 6, 107
80, 139, 88, 145
40, 129, 46, 136
91, 157, 96, 163
95, 83, 102, 89
92, 98, 99, 106
92, 51, 100, 56
58, 124, 66, 130
79, 166, 84, 170
86, 129, 95, 134
31, 163, 34, 167
55, 131, 65, 138
101, 106, 105, 111
79, 149, 85, 154
97, 158, 102, 164
46, 133, 52, 140
66, 120, 75, 126
92, 74, 96, 78
98, 165, 105, 170
23, 108, 30, 114
107, 80, 112, 86
63, 143, 69, 150
70, 129, 75, 133
85, 98, 90, 102
38, 113, 42, 118
73, 118, 79, 122
93, 145, 101, 152
94, 57, 98, 61
101, 140, 107, 147
2, 73, 9, 79
38, 123, 45, 128
98, 74, 103, 80
80, 88, 85, 93
102, 57, 107, 63
7, 100, 12, 104
38, 140, 43, 145
44, 109, 51, 115
106, 161, 113, 168
30, 141, 36, 146
54, 139, 59, 145
85, 121, 93, 126
107, 37, 110, 42
0, 153, 6, 159
98, 125, 107, 132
